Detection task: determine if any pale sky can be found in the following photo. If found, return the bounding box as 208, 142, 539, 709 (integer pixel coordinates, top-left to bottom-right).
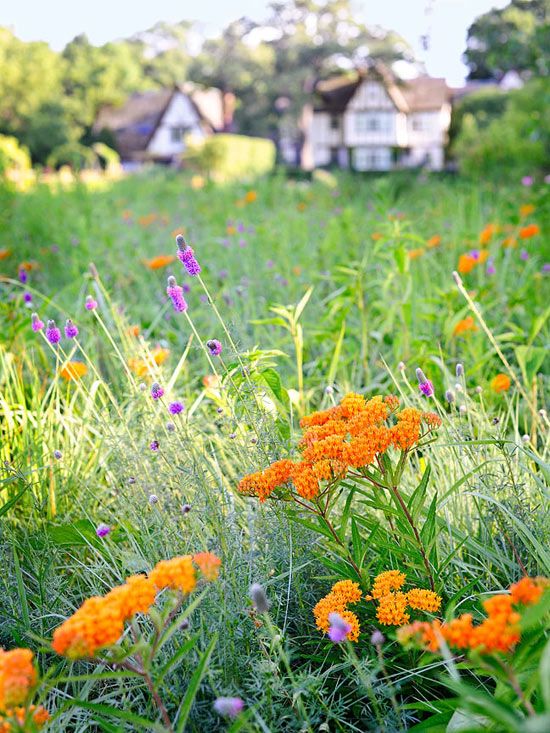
2, 0, 508, 85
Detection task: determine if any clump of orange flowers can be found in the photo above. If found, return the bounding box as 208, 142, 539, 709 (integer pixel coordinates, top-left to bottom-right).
479, 223, 498, 245
313, 579, 362, 642
491, 373, 511, 393
398, 576, 548, 654
143, 254, 176, 270
59, 361, 88, 380
52, 552, 221, 659
238, 394, 441, 504
457, 249, 490, 274
519, 223, 540, 240
366, 570, 442, 627
426, 235, 441, 249
453, 315, 477, 337
128, 346, 170, 377
0, 648, 49, 731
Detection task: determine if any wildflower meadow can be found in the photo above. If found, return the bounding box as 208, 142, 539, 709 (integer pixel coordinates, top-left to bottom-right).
0, 169, 549, 732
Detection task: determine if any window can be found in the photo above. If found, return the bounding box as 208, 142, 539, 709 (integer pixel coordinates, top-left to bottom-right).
355, 112, 392, 134
170, 126, 187, 143
353, 147, 391, 171
330, 114, 340, 130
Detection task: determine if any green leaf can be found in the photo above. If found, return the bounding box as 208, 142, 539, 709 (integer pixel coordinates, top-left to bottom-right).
175, 633, 218, 732
294, 287, 313, 321
408, 464, 431, 520
540, 637, 550, 709
0, 483, 29, 516
72, 701, 166, 731
156, 634, 200, 687
261, 367, 288, 405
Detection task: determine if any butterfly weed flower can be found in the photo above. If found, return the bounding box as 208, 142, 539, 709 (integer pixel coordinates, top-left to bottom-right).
166, 276, 188, 313
206, 339, 222, 356
213, 697, 244, 719
176, 234, 201, 276
416, 368, 434, 397
45, 320, 61, 345
85, 295, 98, 311
65, 319, 79, 339
31, 313, 44, 332
151, 382, 164, 400
0, 647, 37, 708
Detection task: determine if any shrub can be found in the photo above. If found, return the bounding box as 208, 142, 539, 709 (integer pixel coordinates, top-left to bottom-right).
47, 142, 97, 171
183, 133, 276, 181
453, 78, 550, 179
0, 134, 31, 176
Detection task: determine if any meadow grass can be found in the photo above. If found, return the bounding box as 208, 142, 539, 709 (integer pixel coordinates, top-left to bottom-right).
0, 169, 549, 731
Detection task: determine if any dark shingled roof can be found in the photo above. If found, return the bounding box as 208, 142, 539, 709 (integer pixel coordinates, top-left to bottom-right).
314, 69, 449, 114
94, 85, 223, 160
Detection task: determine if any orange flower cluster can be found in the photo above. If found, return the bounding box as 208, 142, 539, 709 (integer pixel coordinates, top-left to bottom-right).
491, 373, 511, 393
479, 223, 498, 245
52, 552, 220, 659
398, 576, 548, 654
519, 204, 535, 218
0, 705, 49, 732
453, 316, 477, 337
60, 361, 88, 380
426, 235, 441, 249
408, 248, 425, 260
458, 250, 490, 274
0, 649, 36, 711
129, 346, 170, 376
313, 580, 362, 642
519, 224, 540, 239
238, 394, 440, 503
366, 570, 442, 626
143, 254, 176, 270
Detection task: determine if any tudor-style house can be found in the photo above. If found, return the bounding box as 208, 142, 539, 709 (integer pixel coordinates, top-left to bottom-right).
309, 66, 451, 171
94, 84, 228, 165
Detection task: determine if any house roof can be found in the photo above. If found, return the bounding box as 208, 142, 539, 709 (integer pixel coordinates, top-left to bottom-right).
94, 85, 223, 159
314, 68, 449, 114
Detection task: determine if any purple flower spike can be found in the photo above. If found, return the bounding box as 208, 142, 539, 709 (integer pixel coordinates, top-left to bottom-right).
31, 313, 44, 332
486, 258, 496, 276
150, 440, 160, 452
328, 612, 351, 643
206, 339, 223, 356
151, 382, 164, 400
520, 249, 529, 261
96, 523, 111, 538
522, 176, 533, 187
166, 276, 188, 312
18, 269, 28, 284
416, 368, 434, 397
213, 697, 244, 719
176, 234, 201, 276
168, 401, 185, 415
65, 319, 79, 339
85, 295, 98, 311
542, 263, 550, 273
23, 292, 32, 304
46, 320, 61, 344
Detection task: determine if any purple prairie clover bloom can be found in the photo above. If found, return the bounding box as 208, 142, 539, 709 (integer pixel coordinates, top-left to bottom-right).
168, 401, 185, 415
96, 523, 111, 538
166, 276, 188, 312
237, 222, 245, 233
23, 292, 32, 304
46, 320, 61, 345
151, 382, 164, 400
370, 630, 385, 646
65, 319, 79, 339
176, 235, 201, 276
470, 249, 481, 261
150, 440, 160, 452
206, 339, 223, 356
416, 368, 434, 397
522, 176, 533, 186
18, 269, 28, 284
85, 295, 98, 310
328, 612, 351, 643
542, 263, 550, 273
31, 313, 44, 332
213, 697, 244, 719
238, 238, 247, 248
200, 294, 208, 303
520, 249, 529, 261
486, 258, 496, 276
545, 174, 550, 184
53, 449, 62, 460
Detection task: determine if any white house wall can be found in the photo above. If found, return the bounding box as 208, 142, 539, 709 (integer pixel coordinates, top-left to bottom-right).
147, 93, 205, 158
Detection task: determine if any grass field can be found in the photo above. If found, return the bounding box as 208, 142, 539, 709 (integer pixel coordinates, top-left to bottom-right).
0, 169, 549, 732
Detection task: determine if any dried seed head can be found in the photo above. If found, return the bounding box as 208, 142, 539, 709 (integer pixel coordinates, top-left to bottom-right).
250, 583, 269, 613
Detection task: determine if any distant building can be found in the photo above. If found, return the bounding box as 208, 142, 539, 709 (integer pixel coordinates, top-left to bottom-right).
94, 84, 226, 164
308, 65, 451, 172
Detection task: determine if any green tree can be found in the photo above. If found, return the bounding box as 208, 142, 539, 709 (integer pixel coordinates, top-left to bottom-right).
0, 28, 63, 136
464, 0, 550, 79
